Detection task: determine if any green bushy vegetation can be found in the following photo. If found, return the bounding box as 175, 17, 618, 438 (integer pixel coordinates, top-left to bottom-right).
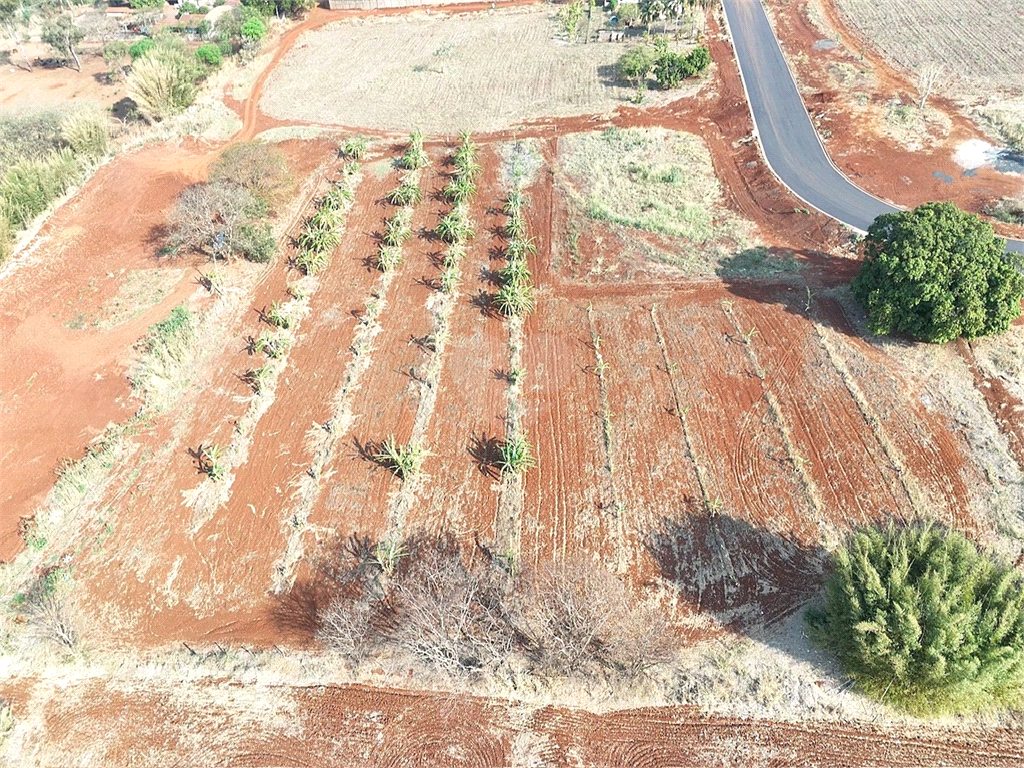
808, 521, 1024, 715
127, 37, 201, 122
195, 42, 223, 69
0, 105, 113, 263
853, 202, 1023, 343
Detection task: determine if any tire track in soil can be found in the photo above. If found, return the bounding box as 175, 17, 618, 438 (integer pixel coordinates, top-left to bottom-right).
519, 296, 608, 570
19, 678, 1024, 768
729, 290, 910, 531
652, 291, 819, 618
305, 159, 447, 545
657, 295, 813, 533
407, 147, 507, 546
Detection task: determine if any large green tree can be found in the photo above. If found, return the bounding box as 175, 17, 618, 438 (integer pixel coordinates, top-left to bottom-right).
808, 522, 1024, 715
852, 202, 1023, 343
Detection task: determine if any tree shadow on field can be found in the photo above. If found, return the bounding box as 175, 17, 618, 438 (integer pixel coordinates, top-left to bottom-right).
715, 246, 868, 339
648, 508, 837, 666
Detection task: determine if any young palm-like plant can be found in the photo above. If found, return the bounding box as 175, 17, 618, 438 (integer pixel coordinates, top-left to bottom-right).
266, 300, 295, 329
201, 444, 227, 481
254, 331, 291, 359
399, 128, 429, 170
503, 190, 527, 216
505, 211, 527, 240
494, 279, 535, 316
376, 244, 404, 272
444, 175, 477, 205
373, 538, 409, 576
322, 183, 353, 212
500, 259, 532, 287
245, 364, 274, 394
436, 209, 474, 244
505, 236, 537, 262
295, 247, 329, 276
382, 207, 414, 247
297, 220, 340, 255
386, 177, 422, 206
439, 265, 460, 294
376, 437, 428, 479
341, 135, 368, 160
498, 432, 536, 475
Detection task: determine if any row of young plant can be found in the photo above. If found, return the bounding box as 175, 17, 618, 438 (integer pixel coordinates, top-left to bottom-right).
374, 131, 479, 477
197, 160, 362, 487
294, 162, 359, 275
374, 129, 429, 272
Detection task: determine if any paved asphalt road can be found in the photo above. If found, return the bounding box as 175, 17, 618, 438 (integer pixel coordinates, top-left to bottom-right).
720, 0, 1024, 255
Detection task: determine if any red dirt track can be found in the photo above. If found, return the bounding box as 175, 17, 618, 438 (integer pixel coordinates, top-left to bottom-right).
5, 678, 1022, 768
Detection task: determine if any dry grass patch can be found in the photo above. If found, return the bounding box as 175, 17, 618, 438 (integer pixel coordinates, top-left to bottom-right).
259, 8, 697, 133
94, 268, 186, 330
560, 127, 754, 247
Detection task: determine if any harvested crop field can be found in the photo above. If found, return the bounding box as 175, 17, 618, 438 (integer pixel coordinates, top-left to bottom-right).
832, 0, 1024, 96
258, 7, 701, 132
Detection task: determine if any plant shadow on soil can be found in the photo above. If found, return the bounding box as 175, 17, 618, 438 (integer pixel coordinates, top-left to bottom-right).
646, 506, 843, 670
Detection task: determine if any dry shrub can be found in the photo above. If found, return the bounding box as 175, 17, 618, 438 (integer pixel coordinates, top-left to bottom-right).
10, 569, 78, 650
516, 559, 674, 678
391, 537, 515, 673
210, 141, 291, 210
168, 181, 273, 262
314, 535, 673, 680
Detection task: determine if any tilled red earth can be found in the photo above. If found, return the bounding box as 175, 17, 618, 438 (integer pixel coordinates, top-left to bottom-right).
3, 4, 1022, 766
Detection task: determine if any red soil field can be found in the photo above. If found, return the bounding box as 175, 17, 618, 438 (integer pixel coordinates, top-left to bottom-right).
3, 3, 1022, 764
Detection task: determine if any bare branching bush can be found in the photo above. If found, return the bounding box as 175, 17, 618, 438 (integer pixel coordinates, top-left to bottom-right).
10, 569, 78, 650
313, 535, 672, 680
391, 537, 516, 673
516, 559, 674, 678
168, 181, 274, 262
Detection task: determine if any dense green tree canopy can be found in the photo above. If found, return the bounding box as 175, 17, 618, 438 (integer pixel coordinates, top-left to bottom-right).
852, 202, 1023, 343
808, 522, 1024, 715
